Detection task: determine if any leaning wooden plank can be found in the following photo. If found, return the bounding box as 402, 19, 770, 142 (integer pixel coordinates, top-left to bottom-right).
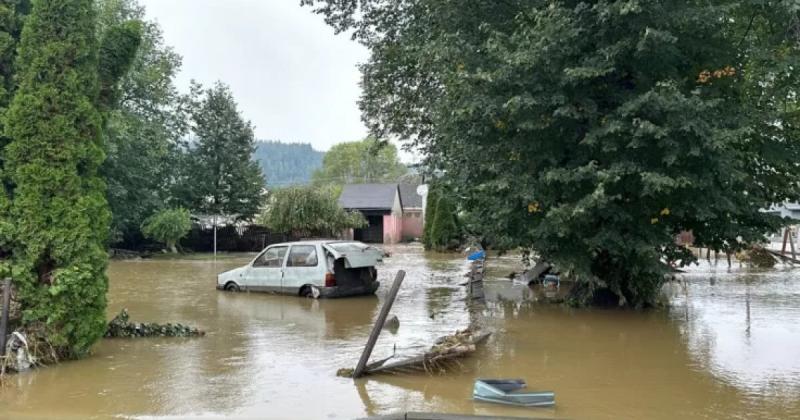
767, 249, 800, 264
353, 271, 405, 378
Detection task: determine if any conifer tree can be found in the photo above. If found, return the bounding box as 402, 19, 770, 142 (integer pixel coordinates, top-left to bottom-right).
2, 0, 140, 356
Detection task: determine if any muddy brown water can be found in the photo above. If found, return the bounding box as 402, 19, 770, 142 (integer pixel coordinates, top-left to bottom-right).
1, 244, 799, 419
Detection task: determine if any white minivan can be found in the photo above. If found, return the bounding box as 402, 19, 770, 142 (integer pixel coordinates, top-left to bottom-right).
216, 240, 383, 298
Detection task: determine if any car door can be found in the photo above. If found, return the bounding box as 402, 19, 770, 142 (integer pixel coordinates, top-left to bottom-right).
283, 244, 322, 294
247, 245, 288, 292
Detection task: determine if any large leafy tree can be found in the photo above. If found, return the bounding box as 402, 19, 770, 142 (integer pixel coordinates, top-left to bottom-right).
304, 1, 800, 307
312, 136, 407, 185
97, 0, 187, 245
181, 82, 265, 220
2, 0, 140, 356
258, 186, 366, 238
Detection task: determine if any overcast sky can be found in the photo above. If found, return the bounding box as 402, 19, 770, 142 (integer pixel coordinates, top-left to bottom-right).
139, 0, 375, 154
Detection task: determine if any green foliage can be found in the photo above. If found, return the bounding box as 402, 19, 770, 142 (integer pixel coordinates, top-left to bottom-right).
312, 136, 407, 185
179, 81, 265, 220
254, 140, 324, 186
97, 0, 187, 245
421, 187, 438, 249
304, 1, 800, 307
0, 0, 28, 150
427, 194, 459, 251
97, 19, 142, 111
2, 0, 139, 357
259, 186, 366, 238
141, 208, 191, 253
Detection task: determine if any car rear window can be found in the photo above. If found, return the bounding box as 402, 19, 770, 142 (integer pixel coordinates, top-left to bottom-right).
327, 242, 370, 253
287, 245, 318, 267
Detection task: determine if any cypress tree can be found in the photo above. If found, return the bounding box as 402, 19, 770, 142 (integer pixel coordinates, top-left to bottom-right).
3, 0, 123, 357
422, 187, 439, 250
429, 195, 459, 251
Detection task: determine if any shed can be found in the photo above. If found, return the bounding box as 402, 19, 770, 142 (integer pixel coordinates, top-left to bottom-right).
339, 184, 404, 244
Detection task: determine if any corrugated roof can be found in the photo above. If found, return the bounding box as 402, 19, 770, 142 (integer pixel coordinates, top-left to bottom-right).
398, 184, 423, 209
339, 184, 400, 210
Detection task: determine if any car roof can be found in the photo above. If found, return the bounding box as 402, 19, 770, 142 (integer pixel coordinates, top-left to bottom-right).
265, 239, 359, 248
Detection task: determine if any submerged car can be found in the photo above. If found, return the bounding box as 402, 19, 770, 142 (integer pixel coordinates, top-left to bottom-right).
216, 240, 383, 298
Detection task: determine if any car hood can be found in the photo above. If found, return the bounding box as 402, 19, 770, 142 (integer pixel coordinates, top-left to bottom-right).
218, 266, 248, 284
323, 242, 383, 268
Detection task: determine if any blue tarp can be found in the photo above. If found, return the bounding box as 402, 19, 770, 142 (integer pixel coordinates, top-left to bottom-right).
467, 250, 485, 261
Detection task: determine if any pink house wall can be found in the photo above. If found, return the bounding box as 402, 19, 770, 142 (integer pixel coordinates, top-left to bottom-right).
402, 210, 423, 239
383, 214, 403, 244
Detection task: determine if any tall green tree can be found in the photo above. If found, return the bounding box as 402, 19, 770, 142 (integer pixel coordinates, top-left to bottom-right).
182, 81, 265, 220
0, 0, 29, 158
426, 194, 459, 251
312, 137, 407, 185
2, 0, 140, 357
421, 186, 439, 249
304, 1, 800, 307
97, 0, 187, 245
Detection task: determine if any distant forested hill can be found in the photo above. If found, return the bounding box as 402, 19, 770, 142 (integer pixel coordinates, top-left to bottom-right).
253, 140, 324, 186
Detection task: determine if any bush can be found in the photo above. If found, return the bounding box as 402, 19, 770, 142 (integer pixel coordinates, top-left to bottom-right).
141, 208, 192, 253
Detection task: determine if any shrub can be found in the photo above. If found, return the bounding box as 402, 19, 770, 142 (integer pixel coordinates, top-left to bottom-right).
141, 208, 192, 253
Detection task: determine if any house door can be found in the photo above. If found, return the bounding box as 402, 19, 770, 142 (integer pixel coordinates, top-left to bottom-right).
355, 215, 384, 243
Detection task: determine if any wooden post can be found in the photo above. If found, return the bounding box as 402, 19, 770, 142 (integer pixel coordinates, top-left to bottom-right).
789, 228, 797, 260
726, 252, 732, 268
782, 228, 789, 256
469, 263, 476, 297
353, 270, 405, 378
0, 278, 11, 357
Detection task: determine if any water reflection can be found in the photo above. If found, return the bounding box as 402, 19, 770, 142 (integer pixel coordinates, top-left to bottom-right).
674, 264, 800, 399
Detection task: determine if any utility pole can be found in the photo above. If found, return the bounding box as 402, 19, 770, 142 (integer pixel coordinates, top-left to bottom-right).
213, 214, 217, 260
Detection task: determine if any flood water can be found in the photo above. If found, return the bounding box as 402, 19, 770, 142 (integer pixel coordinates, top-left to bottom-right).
2, 244, 799, 419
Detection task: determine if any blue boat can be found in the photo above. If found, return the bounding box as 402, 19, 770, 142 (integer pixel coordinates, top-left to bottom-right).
473, 379, 555, 407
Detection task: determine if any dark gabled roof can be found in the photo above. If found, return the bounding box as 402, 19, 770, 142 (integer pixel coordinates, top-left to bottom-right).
339, 184, 401, 211
398, 184, 423, 209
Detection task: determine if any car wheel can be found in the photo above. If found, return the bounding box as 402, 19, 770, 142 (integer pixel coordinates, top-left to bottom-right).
224, 282, 240, 292
299, 285, 320, 299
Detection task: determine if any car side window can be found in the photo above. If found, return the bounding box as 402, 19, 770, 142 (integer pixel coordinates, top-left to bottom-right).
287, 245, 318, 267
253, 246, 287, 268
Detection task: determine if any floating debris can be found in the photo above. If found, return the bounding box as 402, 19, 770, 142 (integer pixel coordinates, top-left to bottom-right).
105, 309, 205, 338
360, 328, 490, 376
741, 246, 777, 268
383, 314, 400, 333
473, 379, 555, 407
